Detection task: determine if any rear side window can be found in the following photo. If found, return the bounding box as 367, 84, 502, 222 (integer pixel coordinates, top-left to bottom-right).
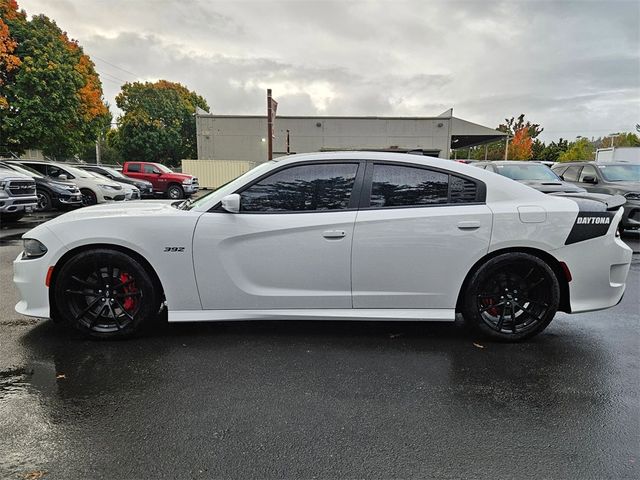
562, 166, 582, 182
370, 165, 448, 207
127, 163, 140, 173
240, 163, 358, 212
368, 164, 480, 207
24, 163, 46, 175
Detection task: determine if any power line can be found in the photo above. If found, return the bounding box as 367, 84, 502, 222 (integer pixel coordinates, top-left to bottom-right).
92, 55, 139, 78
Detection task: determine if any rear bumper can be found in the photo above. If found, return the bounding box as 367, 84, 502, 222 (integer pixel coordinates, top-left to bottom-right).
553, 209, 632, 313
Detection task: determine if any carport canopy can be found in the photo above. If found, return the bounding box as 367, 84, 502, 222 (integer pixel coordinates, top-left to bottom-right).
450, 117, 508, 149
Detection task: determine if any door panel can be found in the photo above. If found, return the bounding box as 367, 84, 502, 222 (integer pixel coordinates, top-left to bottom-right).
193, 211, 356, 309
352, 204, 492, 308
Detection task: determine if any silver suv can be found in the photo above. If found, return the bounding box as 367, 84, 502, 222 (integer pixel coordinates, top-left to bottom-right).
0, 167, 38, 222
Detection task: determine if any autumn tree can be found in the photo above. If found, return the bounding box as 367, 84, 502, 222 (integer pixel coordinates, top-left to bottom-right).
509, 127, 533, 160
113, 80, 209, 166
0, 0, 110, 158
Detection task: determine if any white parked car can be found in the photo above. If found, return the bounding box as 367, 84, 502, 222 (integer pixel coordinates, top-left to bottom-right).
85, 170, 141, 200
17, 161, 125, 206
14, 152, 632, 341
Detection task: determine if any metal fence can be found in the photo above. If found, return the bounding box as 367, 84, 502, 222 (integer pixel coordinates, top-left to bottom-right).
181, 159, 257, 189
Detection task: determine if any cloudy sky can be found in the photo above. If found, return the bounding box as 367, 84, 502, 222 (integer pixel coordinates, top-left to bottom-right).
18, 0, 640, 142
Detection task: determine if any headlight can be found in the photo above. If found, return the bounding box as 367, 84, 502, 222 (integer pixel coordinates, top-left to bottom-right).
624, 192, 640, 201
182, 179, 191, 185
99, 184, 121, 191
22, 239, 47, 259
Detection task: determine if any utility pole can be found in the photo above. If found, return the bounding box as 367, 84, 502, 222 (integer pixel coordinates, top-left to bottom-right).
95, 139, 101, 165
286, 129, 291, 154
267, 89, 276, 161
504, 135, 510, 160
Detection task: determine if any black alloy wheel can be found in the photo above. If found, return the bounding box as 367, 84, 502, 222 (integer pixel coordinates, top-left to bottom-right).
54, 249, 160, 338
462, 252, 560, 341
81, 188, 98, 206
36, 191, 52, 211
166, 184, 184, 199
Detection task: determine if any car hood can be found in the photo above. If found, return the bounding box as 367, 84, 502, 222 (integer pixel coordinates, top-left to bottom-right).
518, 180, 586, 193
44, 200, 178, 225
602, 181, 640, 190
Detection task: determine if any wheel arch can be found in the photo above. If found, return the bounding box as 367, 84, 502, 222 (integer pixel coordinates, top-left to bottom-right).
48, 243, 165, 317
456, 247, 571, 314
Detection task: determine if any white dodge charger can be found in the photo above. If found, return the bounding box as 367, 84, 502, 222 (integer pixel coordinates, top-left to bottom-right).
13, 152, 633, 341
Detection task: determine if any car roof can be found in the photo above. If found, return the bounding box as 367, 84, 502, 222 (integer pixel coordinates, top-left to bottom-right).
476, 161, 545, 165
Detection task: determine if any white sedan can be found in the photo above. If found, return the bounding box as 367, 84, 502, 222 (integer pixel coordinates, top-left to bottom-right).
13, 152, 633, 341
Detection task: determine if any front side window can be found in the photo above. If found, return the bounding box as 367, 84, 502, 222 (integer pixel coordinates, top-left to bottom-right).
562, 166, 582, 182
144, 164, 160, 174
240, 163, 358, 212
579, 165, 597, 182
370, 164, 449, 207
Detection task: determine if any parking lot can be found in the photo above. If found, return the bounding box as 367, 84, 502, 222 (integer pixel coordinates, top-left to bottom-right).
1, 214, 639, 479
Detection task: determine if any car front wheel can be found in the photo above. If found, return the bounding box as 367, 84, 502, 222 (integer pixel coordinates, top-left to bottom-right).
81, 188, 98, 206
166, 184, 184, 199
462, 252, 560, 341
36, 191, 52, 211
54, 249, 160, 338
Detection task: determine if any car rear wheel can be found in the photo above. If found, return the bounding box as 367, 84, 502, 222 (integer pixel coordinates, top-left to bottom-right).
54, 249, 160, 339
462, 253, 560, 341
166, 184, 184, 199
81, 188, 98, 206
36, 191, 52, 211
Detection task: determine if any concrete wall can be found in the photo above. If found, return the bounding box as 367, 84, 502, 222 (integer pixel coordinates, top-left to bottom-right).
182, 159, 257, 189
196, 116, 452, 162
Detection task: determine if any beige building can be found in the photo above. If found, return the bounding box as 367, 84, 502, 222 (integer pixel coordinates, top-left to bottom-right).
195, 109, 507, 162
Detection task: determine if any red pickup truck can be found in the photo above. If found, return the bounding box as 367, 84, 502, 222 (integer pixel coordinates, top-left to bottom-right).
122, 162, 199, 199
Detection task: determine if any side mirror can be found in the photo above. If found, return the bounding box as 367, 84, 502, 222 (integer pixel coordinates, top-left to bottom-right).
221, 193, 240, 213
58, 174, 68, 180
582, 175, 597, 184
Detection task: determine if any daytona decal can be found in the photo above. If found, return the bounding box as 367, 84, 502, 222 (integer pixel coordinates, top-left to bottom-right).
565, 212, 615, 245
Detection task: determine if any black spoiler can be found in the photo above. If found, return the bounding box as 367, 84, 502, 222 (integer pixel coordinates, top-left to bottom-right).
549, 192, 626, 211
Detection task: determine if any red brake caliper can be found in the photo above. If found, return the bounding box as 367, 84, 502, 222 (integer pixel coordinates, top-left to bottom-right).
119, 273, 137, 311
481, 298, 499, 316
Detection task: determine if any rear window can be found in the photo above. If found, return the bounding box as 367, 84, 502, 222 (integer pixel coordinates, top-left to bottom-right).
127, 163, 141, 173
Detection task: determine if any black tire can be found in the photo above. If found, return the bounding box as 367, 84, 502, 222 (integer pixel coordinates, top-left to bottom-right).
461, 253, 560, 342
166, 184, 184, 199
81, 188, 98, 206
1, 212, 25, 223
36, 190, 52, 211
53, 248, 160, 339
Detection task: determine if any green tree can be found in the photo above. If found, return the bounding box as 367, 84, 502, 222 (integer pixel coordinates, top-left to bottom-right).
557, 138, 594, 162
596, 132, 640, 149
0, 1, 110, 158
538, 138, 569, 163
531, 139, 545, 159
114, 80, 208, 166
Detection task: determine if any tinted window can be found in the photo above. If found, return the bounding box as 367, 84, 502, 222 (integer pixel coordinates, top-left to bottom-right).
143, 164, 159, 174
495, 164, 560, 181
47, 165, 74, 179
599, 165, 640, 182
23, 163, 47, 175
370, 164, 448, 207
241, 163, 358, 212
127, 163, 141, 173
562, 166, 582, 182
579, 165, 597, 182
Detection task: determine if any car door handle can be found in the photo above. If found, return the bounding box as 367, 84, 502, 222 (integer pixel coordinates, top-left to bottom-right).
322, 230, 346, 239
457, 221, 481, 230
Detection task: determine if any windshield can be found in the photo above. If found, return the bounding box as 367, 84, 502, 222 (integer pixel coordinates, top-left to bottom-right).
182, 162, 275, 210
2, 162, 44, 178
153, 163, 173, 173
62, 165, 94, 179
103, 167, 126, 179
599, 165, 640, 182
495, 164, 560, 181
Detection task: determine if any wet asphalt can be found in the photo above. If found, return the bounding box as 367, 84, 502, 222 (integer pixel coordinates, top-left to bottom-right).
0, 214, 639, 480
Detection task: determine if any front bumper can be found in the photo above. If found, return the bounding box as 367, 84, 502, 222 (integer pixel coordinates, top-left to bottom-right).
0, 196, 37, 213
621, 200, 640, 229
183, 183, 199, 194
553, 208, 632, 313
13, 227, 68, 318
54, 192, 83, 207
